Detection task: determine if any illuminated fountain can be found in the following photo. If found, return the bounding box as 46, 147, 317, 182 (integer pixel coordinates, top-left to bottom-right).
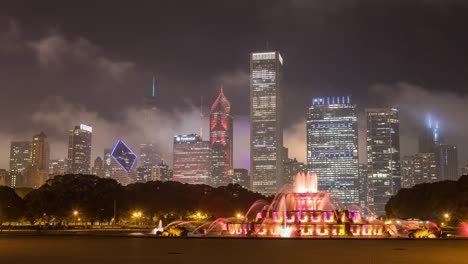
226, 172, 387, 238
155, 172, 388, 238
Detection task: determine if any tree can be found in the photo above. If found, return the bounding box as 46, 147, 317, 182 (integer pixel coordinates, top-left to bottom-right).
386, 175, 468, 224
0, 186, 24, 223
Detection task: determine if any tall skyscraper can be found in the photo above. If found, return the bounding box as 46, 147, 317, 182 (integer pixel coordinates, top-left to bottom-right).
307, 96, 359, 205
250, 51, 284, 195
435, 144, 459, 181
103, 148, 113, 178
158, 160, 173, 182
92, 156, 104, 177
413, 153, 437, 184
358, 164, 368, 208
418, 115, 441, 153
138, 143, 161, 183
401, 153, 437, 188
67, 124, 92, 174
210, 87, 233, 186
401, 155, 415, 188
9, 141, 31, 187
28, 132, 50, 188
366, 108, 400, 216
173, 134, 211, 185
110, 140, 138, 185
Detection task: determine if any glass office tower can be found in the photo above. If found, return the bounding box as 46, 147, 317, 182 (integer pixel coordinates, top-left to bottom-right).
250, 51, 284, 195
307, 96, 359, 205
366, 108, 400, 216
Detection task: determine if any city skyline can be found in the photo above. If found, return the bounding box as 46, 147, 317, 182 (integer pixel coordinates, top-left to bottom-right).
1, 1, 468, 176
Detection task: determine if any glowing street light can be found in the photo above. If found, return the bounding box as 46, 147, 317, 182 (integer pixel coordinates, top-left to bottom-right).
236, 213, 244, 219
73, 210, 79, 216
133, 211, 142, 218
444, 213, 450, 220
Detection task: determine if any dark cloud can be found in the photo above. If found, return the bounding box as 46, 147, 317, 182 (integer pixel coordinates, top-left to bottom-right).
0, 1, 467, 171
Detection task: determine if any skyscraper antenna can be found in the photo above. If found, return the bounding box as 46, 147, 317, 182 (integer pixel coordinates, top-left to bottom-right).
266, 41, 270, 51
200, 96, 204, 139
152, 75, 156, 97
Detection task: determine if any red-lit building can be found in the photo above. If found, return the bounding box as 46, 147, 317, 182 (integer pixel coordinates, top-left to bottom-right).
210, 87, 233, 186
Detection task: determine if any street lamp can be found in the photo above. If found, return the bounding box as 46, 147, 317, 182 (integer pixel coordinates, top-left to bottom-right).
132, 211, 142, 225
72, 210, 79, 226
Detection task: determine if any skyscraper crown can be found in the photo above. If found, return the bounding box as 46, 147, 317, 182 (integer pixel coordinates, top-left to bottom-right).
210, 86, 231, 114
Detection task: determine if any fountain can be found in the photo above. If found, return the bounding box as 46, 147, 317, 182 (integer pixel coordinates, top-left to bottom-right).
225, 172, 387, 238
153, 172, 388, 238
150, 220, 164, 235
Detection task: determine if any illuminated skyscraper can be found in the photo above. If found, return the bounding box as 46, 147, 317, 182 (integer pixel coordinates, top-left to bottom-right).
28, 132, 50, 188
413, 153, 437, 184
419, 115, 441, 153
138, 143, 161, 182
110, 140, 138, 185
67, 124, 92, 174
9, 141, 31, 187
366, 108, 400, 216
173, 134, 211, 185
250, 51, 284, 195
210, 87, 233, 186
307, 96, 359, 205
435, 144, 458, 181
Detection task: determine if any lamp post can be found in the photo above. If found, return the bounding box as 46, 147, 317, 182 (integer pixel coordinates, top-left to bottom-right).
73, 211, 79, 226
133, 211, 142, 226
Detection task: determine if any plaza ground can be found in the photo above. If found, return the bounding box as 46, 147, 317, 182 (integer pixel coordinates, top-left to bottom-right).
0, 232, 467, 264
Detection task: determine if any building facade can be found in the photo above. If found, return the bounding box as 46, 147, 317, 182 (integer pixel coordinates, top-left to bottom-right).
250, 51, 284, 195
28, 132, 50, 188
284, 158, 306, 186
210, 87, 233, 187
92, 156, 104, 177
307, 96, 359, 205
138, 143, 161, 183
435, 144, 459, 181
358, 164, 368, 208
49, 159, 67, 176
0, 169, 8, 186
9, 141, 31, 187
233, 168, 249, 189
173, 134, 211, 185
67, 124, 92, 174
401, 155, 415, 188
110, 140, 138, 185
366, 108, 400, 216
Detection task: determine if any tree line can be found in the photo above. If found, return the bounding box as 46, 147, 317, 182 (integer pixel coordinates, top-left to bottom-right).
0, 174, 266, 225
386, 175, 468, 225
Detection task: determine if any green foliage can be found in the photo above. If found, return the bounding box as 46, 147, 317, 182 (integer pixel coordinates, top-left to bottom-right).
0, 186, 24, 222
24, 174, 123, 223
17, 174, 266, 224
386, 175, 468, 224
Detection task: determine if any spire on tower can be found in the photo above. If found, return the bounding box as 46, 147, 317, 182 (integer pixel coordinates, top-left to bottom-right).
152, 76, 156, 97
200, 96, 204, 139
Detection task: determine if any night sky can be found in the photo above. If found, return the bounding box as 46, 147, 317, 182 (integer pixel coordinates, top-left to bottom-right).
1, 0, 468, 170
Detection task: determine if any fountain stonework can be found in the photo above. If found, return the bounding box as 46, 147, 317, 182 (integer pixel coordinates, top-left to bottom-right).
155, 172, 388, 238
225, 172, 387, 238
